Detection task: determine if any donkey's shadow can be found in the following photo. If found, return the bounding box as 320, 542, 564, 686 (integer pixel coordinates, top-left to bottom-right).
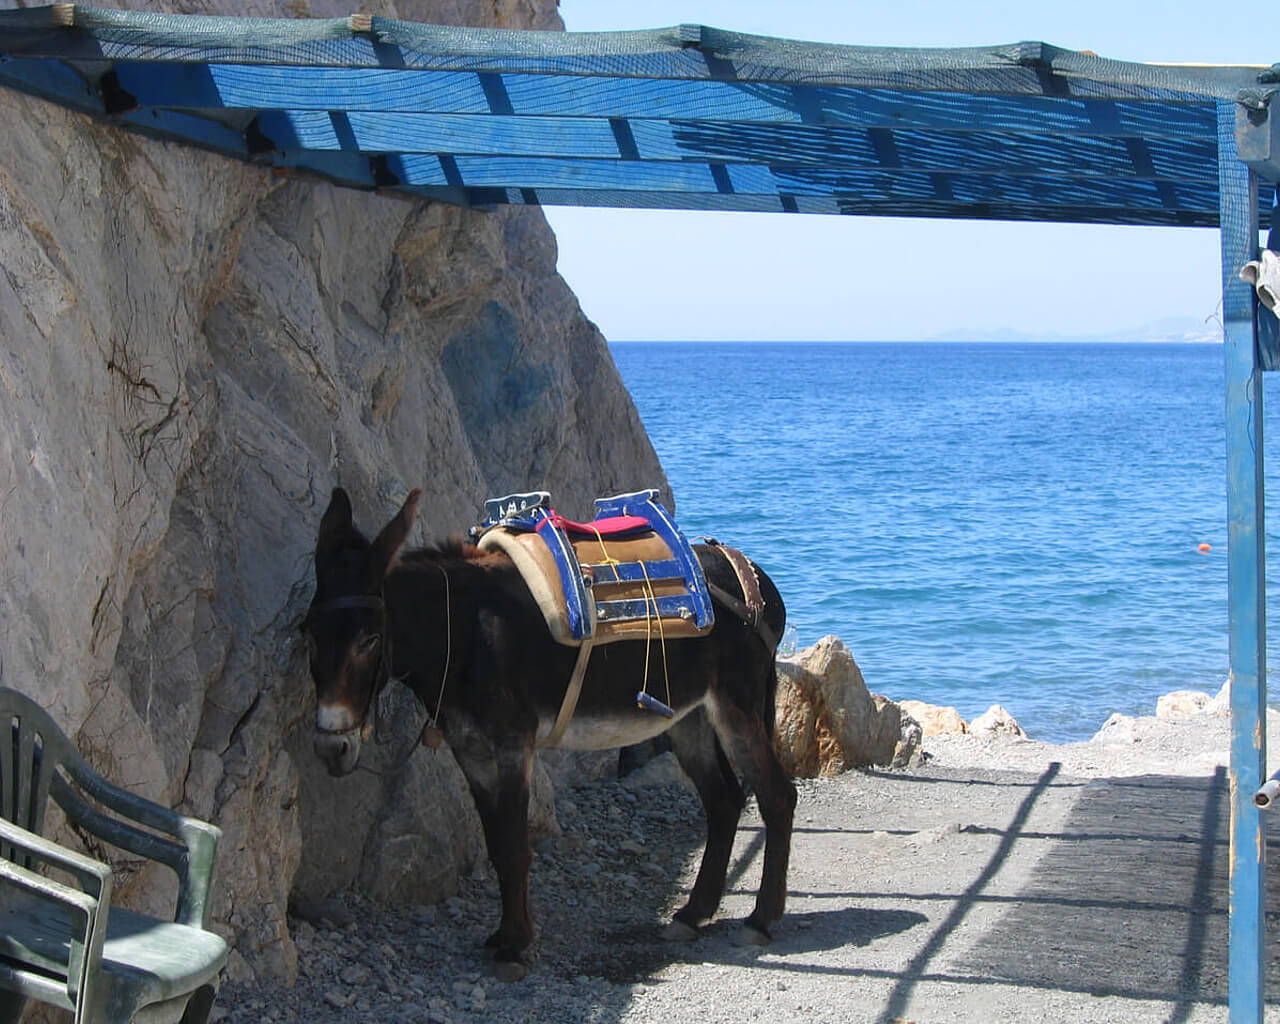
563, 906, 927, 984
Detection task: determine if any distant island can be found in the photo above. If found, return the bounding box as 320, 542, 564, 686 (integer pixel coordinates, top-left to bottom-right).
928, 315, 1222, 344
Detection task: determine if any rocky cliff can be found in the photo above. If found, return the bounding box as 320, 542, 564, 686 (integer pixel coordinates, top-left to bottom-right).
0, 0, 667, 982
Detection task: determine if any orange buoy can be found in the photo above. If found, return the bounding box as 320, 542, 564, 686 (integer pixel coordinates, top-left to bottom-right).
1197, 542, 1212, 553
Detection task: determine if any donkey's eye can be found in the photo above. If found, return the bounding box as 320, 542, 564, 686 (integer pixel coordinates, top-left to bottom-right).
357, 634, 381, 657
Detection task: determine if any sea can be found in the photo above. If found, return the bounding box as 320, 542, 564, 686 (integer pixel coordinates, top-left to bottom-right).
608, 340, 1279, 744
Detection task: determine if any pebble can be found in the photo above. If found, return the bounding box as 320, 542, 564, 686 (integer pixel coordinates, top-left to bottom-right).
339, 964, 368, 985
215, 775, 715, 1023
323, 989, 353, 1009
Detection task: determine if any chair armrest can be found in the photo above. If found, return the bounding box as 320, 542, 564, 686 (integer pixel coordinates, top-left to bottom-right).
0, 818, 111, 903
51, 772, 222, 928
0, 819, 110, 1010
172, 817, 221, 929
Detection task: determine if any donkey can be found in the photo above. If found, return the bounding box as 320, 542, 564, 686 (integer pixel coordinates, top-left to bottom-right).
302, 487, 796, 979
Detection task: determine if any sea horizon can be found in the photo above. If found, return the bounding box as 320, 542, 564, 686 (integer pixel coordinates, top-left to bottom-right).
609, 339, 1258, 743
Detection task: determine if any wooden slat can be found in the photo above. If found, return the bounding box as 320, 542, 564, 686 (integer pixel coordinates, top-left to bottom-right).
104, 62, 1219, 139
595, 595, 698, 622
380, 153, 1221, 215
394, 183, 1230, 227
244, 109, 1220, 187
584, 559, 685, 586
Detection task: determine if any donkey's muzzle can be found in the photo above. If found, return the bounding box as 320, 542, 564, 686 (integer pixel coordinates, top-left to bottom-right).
314, 727, 362, 777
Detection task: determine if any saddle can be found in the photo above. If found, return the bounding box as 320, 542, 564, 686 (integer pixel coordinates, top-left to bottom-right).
473, 489, 714, 647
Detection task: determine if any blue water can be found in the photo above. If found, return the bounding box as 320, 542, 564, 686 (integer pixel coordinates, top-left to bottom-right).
609, 340, 1273, 743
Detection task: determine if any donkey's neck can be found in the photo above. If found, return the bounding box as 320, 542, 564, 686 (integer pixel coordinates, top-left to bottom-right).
382, 547, 497, 708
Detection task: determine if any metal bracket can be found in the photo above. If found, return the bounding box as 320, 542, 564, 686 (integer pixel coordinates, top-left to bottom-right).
1236, 100, 1280, 183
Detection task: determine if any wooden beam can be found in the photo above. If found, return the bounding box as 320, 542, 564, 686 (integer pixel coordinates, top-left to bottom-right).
1218, 100, 1267, 1024
104, 61, 1221, 139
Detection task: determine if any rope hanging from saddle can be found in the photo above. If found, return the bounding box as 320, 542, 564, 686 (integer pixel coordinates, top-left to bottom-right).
473, 489, 718, 746
421, 562, 451, 750
585, 523, 673, 717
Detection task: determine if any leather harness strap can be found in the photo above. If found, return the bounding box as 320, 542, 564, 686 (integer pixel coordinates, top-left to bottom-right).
704, 540, 780, 651
541, 637, 593, 749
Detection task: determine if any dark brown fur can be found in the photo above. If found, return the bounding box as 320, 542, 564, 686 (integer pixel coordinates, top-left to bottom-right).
304, 487, 796, 976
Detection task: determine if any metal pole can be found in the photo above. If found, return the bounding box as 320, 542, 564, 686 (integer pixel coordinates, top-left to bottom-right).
1218, 100, 1267, 1024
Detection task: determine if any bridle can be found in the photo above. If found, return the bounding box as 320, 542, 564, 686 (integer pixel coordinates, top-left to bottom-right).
305, 565, 452, 775
305, 592, 393, 741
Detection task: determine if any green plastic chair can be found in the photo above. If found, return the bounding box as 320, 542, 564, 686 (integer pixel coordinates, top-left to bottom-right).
0, 687, 228, 1023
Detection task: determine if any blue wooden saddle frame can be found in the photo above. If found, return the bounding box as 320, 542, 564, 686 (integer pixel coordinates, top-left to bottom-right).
476, 489, 714, 642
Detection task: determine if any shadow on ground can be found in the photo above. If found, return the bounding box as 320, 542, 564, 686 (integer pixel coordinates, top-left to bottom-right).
954, 767, 1280, 1017
224, 763, 1280, 1024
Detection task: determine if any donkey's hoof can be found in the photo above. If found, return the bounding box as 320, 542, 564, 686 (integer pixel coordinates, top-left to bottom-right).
491, 959, 527, 983
661, 919, 700, 943
734, 923, 771, 947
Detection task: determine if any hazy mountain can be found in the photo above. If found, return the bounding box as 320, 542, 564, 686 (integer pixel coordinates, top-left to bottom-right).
929, 315, 1222, 344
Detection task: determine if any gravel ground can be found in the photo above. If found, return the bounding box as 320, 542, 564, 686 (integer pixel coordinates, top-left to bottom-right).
213, 709, 1280, 1024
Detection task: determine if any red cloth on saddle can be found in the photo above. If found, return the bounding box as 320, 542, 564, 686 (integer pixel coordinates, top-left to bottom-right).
537, 510, 653, 538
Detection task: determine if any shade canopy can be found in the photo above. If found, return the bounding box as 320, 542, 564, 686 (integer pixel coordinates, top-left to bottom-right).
0, 4, 1276, 227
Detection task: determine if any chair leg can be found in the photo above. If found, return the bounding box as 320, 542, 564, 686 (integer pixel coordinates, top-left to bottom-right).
179, 985, 217, 1024
0, 990, 25, 1024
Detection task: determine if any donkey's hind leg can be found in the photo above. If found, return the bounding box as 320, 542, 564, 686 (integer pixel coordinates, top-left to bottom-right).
664, 709, 746, 939
707, 693, 797, 944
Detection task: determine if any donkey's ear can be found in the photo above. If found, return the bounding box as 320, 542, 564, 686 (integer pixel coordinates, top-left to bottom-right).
316, 487, 355, 560
368, 488, 422, 581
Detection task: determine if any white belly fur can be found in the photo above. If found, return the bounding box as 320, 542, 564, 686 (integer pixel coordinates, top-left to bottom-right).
537, 701, 700, 750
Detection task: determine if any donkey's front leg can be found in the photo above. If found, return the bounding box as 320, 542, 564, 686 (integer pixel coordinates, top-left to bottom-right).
450, 724, 536, 981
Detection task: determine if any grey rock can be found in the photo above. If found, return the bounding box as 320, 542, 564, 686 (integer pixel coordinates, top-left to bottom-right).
619, 751, 693, 790
0, 0, 667, 985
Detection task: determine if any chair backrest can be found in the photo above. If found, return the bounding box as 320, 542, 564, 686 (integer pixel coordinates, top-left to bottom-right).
0, 688, 80, 864
0, 687, 221, 930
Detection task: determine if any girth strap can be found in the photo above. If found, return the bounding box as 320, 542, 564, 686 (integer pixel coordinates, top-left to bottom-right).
704, 540, 780, 651
540, 637, 594, 749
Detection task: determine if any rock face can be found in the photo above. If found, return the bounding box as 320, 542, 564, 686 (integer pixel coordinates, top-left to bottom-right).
774, 636, 916, 774
899, 700, 969, 736
0, 0, 666, 982
969, 704, 1026, 738
1155, 688, 1220, 718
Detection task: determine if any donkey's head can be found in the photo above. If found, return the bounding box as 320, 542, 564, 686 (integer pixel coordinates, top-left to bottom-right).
304, 487, 421, 776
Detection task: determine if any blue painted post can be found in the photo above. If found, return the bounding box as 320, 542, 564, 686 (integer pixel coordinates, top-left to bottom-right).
1218, 101, 1267, 1024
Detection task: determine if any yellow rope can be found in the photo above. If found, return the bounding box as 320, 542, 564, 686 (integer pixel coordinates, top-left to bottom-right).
585, 524, 671, 709
636, 557, 672, 710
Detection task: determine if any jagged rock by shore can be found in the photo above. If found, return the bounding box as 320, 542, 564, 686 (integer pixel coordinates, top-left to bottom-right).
922, 680, 1276, 780
898, 700, 969, 736
774, 636, 916, 774
969, 704, 1026, 738
772, 650, 1256, 784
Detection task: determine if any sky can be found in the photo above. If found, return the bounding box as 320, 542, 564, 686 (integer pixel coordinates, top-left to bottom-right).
543, 0, 1279, 342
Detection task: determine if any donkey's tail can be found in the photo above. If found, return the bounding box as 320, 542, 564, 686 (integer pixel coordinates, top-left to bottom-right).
763, 657, 780, 742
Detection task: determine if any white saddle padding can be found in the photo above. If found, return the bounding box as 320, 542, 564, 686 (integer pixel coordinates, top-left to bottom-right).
477, 526, 592, 645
